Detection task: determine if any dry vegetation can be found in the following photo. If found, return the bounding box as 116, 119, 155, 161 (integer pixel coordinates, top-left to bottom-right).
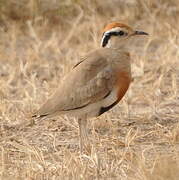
0, 0, 179, 179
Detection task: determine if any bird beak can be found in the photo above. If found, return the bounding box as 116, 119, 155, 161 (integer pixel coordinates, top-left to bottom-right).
134, 30, 149, 36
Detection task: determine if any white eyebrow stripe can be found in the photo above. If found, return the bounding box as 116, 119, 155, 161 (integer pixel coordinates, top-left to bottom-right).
104, 27, 122, 34
101, 34, 107, 47
101, 33, 110, 47
101, 27, 123, 47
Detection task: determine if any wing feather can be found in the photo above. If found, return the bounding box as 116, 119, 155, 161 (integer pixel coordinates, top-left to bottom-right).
32, 49, 120, 118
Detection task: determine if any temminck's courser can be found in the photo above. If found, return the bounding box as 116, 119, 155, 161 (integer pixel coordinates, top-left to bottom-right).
32, 22, 148, 153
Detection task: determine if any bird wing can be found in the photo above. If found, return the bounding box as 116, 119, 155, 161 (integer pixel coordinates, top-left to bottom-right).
32, 49, 118, 118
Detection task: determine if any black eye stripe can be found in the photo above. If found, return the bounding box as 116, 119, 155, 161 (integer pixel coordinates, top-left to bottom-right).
107, 30, 126, 36
118, 31, 125, 36
101, 30, 127, 47
101, 34, 110, 47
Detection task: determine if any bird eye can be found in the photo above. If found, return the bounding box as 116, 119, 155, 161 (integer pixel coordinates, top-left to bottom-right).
118, 31, 125, 36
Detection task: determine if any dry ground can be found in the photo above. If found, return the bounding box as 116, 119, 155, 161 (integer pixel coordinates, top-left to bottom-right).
0, 0, 179, 179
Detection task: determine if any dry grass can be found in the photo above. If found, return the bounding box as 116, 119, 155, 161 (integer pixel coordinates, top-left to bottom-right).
0, 0, 179, 179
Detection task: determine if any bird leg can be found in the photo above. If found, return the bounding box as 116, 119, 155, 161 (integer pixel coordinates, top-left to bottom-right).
78, 118, 90, 154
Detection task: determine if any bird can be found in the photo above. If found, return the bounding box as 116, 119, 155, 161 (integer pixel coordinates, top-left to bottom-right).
32, 22, 148, 153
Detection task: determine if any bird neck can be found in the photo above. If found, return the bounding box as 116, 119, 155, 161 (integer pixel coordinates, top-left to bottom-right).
105, 41, 129, 52
102, 36, 128, 51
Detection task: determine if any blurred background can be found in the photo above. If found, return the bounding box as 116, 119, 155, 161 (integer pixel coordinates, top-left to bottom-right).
0, 0, 179, 179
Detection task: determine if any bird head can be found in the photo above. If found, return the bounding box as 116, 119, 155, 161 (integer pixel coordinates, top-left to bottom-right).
101, 22, 148, 49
